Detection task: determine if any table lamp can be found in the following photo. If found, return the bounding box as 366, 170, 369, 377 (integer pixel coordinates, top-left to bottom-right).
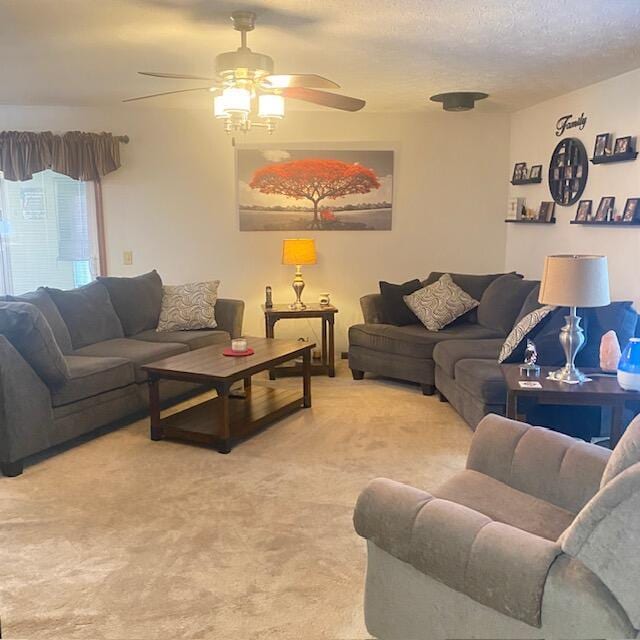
282, 238, 317, 310
539, 254, 610, 383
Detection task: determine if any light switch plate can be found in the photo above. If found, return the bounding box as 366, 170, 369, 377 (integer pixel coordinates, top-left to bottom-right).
123, 250, 133, 266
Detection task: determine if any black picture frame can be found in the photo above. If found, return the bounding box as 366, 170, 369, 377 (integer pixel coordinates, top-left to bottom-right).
614, 136, 632, 155
595, 196, 615, 222
594, 133, 610, 158
512, 162, 527, 182
529, 165, 542, 180
575, 199, 592, 222
622, 198, 640, 223
538, 201, 555, 222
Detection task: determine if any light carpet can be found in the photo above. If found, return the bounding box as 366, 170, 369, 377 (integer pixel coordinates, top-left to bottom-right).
0, 363, 472, 639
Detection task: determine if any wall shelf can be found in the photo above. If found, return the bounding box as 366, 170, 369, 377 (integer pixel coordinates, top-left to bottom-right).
590, 152, 638, 164
570, 220, 640, 227
511, 177, 543, 186
505, 218, 556, 224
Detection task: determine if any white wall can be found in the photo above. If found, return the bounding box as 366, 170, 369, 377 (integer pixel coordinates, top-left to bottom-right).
0, 105, 509, 349
506, 67, 640, 307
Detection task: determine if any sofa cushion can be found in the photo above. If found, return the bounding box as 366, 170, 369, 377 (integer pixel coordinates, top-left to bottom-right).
378, 279, 422, 326
134, 328, 230, 350
6, 289, 73, 353
404, 274, 479, 331
74, 338, 188, 382
0, 301, 70, 388
349, 323, 504, 360
422, 271, 520, 323
52, 355, 135, 407
45, 282, 124, 349
434, 339, 504, 378
157, 280, 219, 332
435, 469, 574, 541
515, 283, 542, 323
97, 270, 163, 336
454, 359, 506, 404
601, 414, 640, 487
477, 275, 539, 336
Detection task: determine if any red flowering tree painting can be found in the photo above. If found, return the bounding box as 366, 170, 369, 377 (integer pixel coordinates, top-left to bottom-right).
249, 159, 380, 229
238, 149, 393, 231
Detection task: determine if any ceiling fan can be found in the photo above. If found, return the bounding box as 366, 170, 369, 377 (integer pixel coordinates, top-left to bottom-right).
124, 10, 366, 133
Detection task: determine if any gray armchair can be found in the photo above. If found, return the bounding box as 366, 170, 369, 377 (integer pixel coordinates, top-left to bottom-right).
354, 413, 640, 639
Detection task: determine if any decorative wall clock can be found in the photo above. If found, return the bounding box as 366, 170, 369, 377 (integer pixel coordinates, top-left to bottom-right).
548, 137, 589, 206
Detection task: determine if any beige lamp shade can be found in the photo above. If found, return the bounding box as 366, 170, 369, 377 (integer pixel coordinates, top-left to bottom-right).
539, 254, 610, 307
282, 239, 317, 266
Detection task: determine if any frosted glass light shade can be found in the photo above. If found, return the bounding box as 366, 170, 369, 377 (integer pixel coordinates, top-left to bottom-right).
282, 239, 317, 265
258, 94, 285, 119
539, 254, 610, 307
214, 95, 229, 119
222, 87, 251, 113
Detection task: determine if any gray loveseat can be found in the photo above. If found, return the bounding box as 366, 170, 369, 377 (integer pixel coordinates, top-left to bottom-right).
0, 271, 244, 476
354, 412, 640, 639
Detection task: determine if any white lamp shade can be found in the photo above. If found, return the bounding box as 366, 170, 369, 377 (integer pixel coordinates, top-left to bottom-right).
222, 87, 251, 113
214, 95, 229, 119
539, 254, 611, 307
258, 94, 285, 119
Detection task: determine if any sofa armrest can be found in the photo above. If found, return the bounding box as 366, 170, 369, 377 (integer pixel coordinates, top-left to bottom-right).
360, 293, 387, 324
215, 298, 245, 339
354, 477, 561, 627
0, 336, 54, 463
467, 414, 610, 513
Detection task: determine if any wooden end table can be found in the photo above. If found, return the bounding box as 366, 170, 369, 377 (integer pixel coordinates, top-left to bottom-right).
501, 364, 636, 448
263, 303, 337, 379
141, 337, 314, 454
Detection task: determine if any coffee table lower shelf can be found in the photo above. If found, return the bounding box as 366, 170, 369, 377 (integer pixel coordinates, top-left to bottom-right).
156, 386, 303, 451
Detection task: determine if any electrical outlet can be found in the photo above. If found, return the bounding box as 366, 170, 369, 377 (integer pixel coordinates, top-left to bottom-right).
123, 250, 133, 266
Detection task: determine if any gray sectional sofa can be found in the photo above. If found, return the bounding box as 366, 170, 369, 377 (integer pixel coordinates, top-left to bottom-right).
349, 271, 639, 431
0, 271, 244, 476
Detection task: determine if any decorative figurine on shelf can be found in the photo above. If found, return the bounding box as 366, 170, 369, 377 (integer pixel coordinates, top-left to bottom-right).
319, 292, 330, 306
265, 286, 273, 309
520, 339, 541, 377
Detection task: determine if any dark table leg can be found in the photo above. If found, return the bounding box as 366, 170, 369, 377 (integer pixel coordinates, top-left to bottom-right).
506, 390, 518, 420
217, 386, 232, 454
243, 376, 252, 392
321, 318, 328, 368
328, 316, 335, 378
610, 402, 625, 449
303, 349, 312, 408
266, 316, 277, 380
149, 375, 162, 441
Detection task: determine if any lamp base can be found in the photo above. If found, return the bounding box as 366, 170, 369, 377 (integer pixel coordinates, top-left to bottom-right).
290, 266, 306, 310
549, 307, 590, 384
289, 301, 307, 311
547, 364, 590, 384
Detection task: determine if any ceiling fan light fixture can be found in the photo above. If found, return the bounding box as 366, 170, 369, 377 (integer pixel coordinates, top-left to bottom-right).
258, 94, 285, 119
430, 92, 489, 112
214, 95, 229, 119
222, 87, 251, 114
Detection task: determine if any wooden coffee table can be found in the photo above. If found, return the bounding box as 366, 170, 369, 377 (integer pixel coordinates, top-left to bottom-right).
142, 337, 314, 453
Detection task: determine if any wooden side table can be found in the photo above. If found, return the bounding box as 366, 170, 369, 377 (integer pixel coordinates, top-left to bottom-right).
501, 364, 634, 448
263, 303, 338, 379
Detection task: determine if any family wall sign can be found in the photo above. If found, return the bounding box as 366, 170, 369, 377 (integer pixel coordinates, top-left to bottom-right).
555, 113, 588, 137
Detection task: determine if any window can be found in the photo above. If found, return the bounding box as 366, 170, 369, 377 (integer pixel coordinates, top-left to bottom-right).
0, 170, 103, 295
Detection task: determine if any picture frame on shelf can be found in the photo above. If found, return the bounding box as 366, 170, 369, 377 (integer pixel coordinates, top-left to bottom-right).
529, 165, 542, 180
507, 197, 526, 220
538, 201, 555, 222
512, 162, 527, 182
594, 133, 611, 158
595, 196, 615, 222
614, 136, 632, 155
575, 200, 592, 222
622, 198, 640, 223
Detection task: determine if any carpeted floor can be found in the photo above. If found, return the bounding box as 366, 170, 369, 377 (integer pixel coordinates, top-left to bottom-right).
0, 363, 472, 639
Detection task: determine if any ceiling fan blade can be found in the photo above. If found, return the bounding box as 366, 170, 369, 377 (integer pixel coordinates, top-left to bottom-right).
263, 74, 339, 89
139, 71, 215, 81
281, 87, 365, 112
123, 87, 213, 103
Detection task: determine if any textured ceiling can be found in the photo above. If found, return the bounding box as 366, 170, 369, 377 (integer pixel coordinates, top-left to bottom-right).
1, 0, 640, 112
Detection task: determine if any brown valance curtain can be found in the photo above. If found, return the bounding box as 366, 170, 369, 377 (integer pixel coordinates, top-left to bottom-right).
0, 131, 126, 182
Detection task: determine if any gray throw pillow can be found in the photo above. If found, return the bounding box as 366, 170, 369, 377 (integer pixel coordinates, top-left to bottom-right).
0, 301, 70, 388
97, 270, 163, 336
477, 275, 539, 336
157, 280, 219, 332
7, 288, 73, 353
45, 282, 124, 349
404, 274, 479, 331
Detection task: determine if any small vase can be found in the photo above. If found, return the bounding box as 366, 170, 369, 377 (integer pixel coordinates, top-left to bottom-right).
617, 338, 640, 391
